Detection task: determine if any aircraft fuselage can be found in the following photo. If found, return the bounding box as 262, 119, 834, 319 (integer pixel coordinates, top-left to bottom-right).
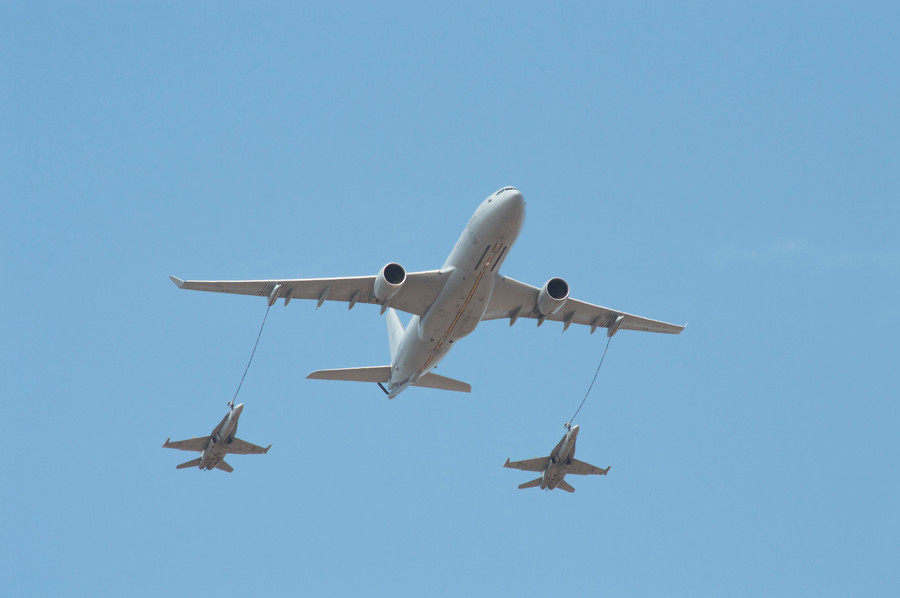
198, 403, 243, 471
386, 188, 525, 397
540, 425, 580, 490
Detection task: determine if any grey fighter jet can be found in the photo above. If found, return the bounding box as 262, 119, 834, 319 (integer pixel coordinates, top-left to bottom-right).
504, 424, 609, 492
163, 403, 270, 472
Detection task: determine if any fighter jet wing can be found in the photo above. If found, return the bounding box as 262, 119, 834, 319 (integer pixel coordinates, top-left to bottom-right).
482, 276, 684, 335
169, 270, 448, 318
163, 437, 209, 452
566, 459, 610, 476
226, 438, 271, 455
503, 456, 550, 472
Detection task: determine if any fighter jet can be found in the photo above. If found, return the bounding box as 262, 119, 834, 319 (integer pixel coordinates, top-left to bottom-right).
171, 187, 683, 398
504, 424, 609, 492
163, 403, 271, 472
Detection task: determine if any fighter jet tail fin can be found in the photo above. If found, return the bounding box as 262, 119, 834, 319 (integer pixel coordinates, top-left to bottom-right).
518, 477, 542, 490
557, 480, 576, 493
215, 460, 234, 473
176, 458, 201, 470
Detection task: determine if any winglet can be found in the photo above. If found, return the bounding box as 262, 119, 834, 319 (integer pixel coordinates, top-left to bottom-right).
163, 438, 171, 448
265, 444, 272, 454
169, 275, 185, 288
503, 458, 510, 468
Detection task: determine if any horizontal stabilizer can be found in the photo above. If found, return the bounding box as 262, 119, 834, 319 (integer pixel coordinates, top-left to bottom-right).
557, 480, 575, 493
306, 366, 391, 384
176, 458, 201, 470
518, 477, 542, 490
215, 460, 233, 473
412, 372, 471, 393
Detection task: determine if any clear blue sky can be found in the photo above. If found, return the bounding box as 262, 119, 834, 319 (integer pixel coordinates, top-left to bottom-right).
3, 3, 898, 596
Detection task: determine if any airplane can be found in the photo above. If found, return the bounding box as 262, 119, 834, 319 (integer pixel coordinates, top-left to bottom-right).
163, 402, 271, 472
170, 186, 684, 398
503, 424, 609, 492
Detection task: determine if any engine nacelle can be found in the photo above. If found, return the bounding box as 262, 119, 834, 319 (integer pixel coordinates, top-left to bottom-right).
537, 277, 569, 316
374, 262, 407, 302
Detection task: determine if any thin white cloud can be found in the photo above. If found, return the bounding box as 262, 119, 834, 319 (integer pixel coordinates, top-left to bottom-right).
713, 238, 900, 271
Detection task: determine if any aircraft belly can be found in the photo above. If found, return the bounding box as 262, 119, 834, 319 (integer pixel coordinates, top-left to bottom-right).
387, 190, 522, 395
392, 335, 432, 382
390, 329, 448, 389
452, 309, 485, 338
201, 444, 226, 470
543, 464, 565, 490
419, 273, 494, 340
397, 270, 494, 386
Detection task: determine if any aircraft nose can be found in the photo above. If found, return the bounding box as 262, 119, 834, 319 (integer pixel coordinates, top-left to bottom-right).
502, 187, 524, 207
233, 403, 244, 415
496, 187, 525, 222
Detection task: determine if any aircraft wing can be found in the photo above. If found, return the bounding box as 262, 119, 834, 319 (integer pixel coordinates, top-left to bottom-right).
566, 459, 610, 476
169, 270, 448, 317
503, 456, 550, 472
226, 438, 271, 455
163, 437, 209, 452
482, 276, 684, 335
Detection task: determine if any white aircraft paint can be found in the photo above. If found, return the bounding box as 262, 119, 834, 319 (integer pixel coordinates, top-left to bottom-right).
171, 187, 684, 398
380, 187, 525, 396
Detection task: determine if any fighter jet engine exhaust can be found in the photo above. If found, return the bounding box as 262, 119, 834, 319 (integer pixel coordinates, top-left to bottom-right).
374, 262, 407, 302
537, 277, 569, 316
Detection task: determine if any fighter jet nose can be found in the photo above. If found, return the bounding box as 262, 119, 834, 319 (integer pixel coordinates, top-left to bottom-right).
234, 403, 244, 414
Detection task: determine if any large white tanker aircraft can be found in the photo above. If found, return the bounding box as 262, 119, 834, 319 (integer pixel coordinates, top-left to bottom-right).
171, 187, 683, 398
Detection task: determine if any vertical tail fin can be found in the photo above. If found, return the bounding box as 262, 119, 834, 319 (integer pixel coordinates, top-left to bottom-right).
385, 308, 405, 362
557, 480, 575, 493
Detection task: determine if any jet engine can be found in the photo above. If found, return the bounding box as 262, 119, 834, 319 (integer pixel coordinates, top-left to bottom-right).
374, 262, 407, 302
537, 277, 569, 316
